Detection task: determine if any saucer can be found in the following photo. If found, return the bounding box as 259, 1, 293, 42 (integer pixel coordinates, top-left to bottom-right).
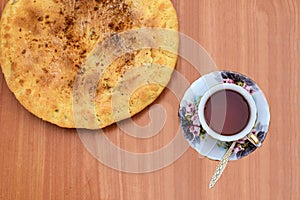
179, 71, 270, 160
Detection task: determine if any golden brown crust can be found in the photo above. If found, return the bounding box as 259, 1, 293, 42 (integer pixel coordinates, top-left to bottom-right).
0, 0, 178, 129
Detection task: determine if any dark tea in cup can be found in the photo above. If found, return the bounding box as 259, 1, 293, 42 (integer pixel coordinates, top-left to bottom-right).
203, 89, 250, 136
198, 83, 257, 142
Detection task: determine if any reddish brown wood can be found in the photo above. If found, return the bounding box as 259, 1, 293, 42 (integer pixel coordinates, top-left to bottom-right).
0, 0, 299, 199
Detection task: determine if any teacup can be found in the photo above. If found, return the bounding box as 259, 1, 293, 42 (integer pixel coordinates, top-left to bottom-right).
198, 83, 261, 155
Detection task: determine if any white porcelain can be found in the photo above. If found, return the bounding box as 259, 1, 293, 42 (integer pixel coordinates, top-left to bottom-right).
179, 71, 270, 160
198, 83, 257, 142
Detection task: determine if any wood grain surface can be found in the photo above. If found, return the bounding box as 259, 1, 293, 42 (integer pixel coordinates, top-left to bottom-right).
1, 0, 299, 199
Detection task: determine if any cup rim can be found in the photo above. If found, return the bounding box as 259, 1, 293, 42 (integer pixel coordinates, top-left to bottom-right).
198, 83, 257, 142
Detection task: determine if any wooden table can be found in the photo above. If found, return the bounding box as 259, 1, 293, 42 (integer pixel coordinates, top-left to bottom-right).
1, 0, 299, 199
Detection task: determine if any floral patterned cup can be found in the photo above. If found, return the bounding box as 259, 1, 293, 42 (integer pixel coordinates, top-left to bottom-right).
179, 70, 270, 160
198, 83, 261, 155
199, 84, 258, 141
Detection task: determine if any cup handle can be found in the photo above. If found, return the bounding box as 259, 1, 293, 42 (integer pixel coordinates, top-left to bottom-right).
246, 133, 261, 147
199, 133, 261, 158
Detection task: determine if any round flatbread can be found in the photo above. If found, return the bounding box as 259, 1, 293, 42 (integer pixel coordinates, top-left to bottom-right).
0, 0, 178, 129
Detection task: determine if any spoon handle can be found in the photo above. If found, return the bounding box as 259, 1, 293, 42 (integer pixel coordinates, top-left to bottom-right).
209, 141, 236, 189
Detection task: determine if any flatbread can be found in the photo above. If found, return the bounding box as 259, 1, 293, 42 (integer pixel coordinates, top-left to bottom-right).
0, 0, 178, 129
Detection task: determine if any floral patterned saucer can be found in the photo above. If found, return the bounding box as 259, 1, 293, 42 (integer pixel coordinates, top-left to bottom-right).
179, 71, 270, 160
